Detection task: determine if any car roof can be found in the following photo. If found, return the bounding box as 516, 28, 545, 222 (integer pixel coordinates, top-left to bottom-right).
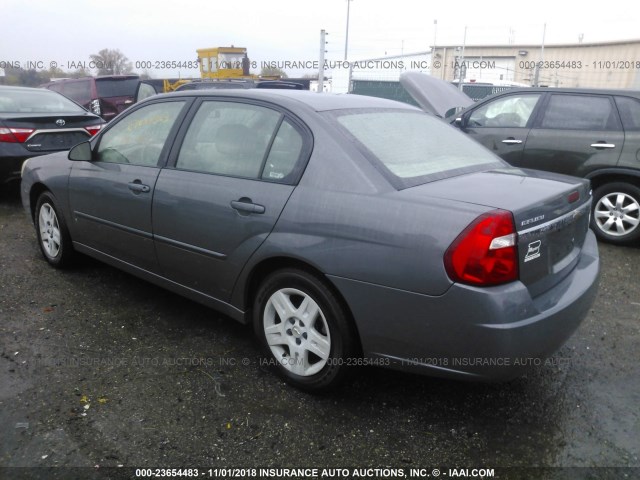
157, 89, 420, 112
0, 85, 53, 92
486, 87, 640, 96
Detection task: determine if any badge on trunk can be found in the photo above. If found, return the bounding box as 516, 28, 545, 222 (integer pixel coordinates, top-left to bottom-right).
524, 240, 542, 262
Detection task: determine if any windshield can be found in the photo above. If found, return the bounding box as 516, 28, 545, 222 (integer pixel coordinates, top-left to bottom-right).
95, 78, 139, 98
0, 88, 87, 113
332, 109, 504, 188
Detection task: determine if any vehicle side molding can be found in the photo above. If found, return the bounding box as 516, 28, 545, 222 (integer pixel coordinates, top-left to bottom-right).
68, 141, 92, 161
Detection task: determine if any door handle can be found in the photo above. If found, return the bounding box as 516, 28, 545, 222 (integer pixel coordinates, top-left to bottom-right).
501, 138, 523, 145
590, 142, 616, 149
231, 199, 265, 214
128, 182, 150, 193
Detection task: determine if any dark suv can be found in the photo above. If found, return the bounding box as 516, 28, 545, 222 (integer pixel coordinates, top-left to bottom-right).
401, 72, 640, 245
42, 75, 140, 121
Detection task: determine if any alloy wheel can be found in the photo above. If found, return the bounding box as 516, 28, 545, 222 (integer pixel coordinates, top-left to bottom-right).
39, 203, 62, 258
594, 192, 640, 237
262, 288, 331, 377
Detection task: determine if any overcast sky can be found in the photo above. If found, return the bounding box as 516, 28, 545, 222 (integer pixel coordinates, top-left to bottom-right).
2, 0, 639, 77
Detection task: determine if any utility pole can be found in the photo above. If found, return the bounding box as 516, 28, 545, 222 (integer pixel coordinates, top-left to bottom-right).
318, 29, 327, 93
433, 19, 437, 51
534, 23, 546, 87
344, 0, 352, 61
458, 26, 467, 91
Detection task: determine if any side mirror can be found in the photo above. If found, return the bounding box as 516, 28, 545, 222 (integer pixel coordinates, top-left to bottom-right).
68, 141, 92, 161
454, 117, 464, 127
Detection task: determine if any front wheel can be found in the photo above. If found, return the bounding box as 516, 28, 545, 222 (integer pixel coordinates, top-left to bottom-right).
591, 183, 640, 245
35, 192, 75, 268
253, 269, 357, 392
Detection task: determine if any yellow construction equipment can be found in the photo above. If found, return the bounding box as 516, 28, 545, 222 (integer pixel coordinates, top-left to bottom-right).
162, 79, 191, 92
197, 46, 253, 79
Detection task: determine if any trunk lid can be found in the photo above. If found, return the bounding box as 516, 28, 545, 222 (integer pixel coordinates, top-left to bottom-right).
399, 71, 474, 118
408, 167, 592, 295
0, 113, 102, 152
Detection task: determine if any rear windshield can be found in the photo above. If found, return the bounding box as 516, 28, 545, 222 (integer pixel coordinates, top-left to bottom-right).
0, 88, 86, 113
95, 78, 139, 98
332, 108, 504, 188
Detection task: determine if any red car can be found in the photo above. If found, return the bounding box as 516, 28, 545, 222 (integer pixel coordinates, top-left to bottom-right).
42, 75, 140, 121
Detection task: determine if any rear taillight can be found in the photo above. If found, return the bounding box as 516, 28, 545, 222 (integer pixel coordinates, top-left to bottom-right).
90, 99, 101, 116
0, 127, 35, 143
444, 209, 519, 286
85, 125, 102, 136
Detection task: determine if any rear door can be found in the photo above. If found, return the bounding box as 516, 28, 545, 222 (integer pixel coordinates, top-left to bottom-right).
459, 92, 543, 166
68, 98, 189, 272
521, 93, 623, 176
152, 98, 311, 301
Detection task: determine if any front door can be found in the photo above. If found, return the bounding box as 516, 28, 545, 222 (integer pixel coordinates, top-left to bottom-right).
68, 99, 188, 272
461, 92, 543, 166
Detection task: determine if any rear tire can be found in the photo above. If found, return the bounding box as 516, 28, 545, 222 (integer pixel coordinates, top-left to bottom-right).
591, 183, 640, 245
35, 192, 75, 268
253, 268, 357, 392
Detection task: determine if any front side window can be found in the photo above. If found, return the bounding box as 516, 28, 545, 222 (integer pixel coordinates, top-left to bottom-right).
177, 101, 285, 179
540, 94, 618, 130
333, 109, 503, 187
96, 101, 185, 166
468, 94, 541, 128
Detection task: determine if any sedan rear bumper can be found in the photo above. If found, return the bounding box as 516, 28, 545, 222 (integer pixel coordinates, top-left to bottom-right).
0, 149, 30, 183
329, 230, 600, 381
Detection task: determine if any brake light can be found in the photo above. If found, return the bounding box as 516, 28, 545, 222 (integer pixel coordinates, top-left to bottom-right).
0, 127, 35, 143
444, 209, 519, 286
85, 125, 102, 136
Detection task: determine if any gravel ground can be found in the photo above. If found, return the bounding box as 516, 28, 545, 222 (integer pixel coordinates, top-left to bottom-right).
0, 182, 638, 480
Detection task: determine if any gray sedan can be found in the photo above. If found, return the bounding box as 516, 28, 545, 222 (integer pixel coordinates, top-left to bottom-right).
21, 90, 600, 392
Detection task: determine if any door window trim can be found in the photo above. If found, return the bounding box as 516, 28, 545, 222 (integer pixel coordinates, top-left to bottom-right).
532, 93, 622, 131
165, 96, 313, 185
93, 97, 193, 168
464, 92, 545, 129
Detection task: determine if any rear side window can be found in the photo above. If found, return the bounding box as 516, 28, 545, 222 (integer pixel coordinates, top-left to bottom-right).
540, 94, 619, 130
262, 120, 304, 181
333, 109, 503, 188
176, 101, 306, 182
615, 96, 640, 131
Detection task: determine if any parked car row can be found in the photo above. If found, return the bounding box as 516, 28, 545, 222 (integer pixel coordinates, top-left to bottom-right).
8, 74, 640, 392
